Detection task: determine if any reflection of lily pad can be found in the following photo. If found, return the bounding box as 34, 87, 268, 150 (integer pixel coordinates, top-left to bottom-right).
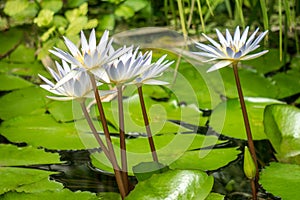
264, 104, 300, 164
210, 97, 283, 140
260, 162, 300, 200
126, 169, 214, 200
0, 144, 62, 166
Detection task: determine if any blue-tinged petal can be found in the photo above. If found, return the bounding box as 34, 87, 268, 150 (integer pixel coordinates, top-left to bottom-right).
83, 53, 93, 69
245, 28, 259, 48
246, 30, 268, 52
38, 75, 55, 87
40, 85, 62, 95
91, 67, 110, 83
207, 60, 233, 72
226, 47, 234, 57
53, 70, 81, 89
50, 48, 82, 67
193, 52, 218, 59
98, 30, 109, 49
195, 42, 224, 57
226, 29, 233, 44
240, 50, 268, 60
63, 37, 81, 57
46, 96, 76, 101
142, 79, 169, 85
234, 50, 243, 59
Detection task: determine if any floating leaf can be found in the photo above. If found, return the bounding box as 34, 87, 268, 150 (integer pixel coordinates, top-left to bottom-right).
260, 162, 300, 200
264, 104, 300, 163
48, 100, 82, 122
133, 162, 169, 181
0, 167, 61, 195
0, 61, 48, 77
0, 114, 99, 150
126, 170, 214, 200
210, 97, 283, 140
205, 193, 225, 200
0, 87, 48, 120
271, 71, 300, 99
0, 144, 62, 166
0, 74, 32, 91
170, 147, 240, 171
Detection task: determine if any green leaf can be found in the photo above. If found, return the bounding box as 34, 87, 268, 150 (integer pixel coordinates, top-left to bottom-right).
0, 28, 23, 57
4, 0, 29, 16
242, 49, 286, 74
0, 144, 62, 166
0, 74, 33, 91
126, 170, 214, 200
205, 193, 225, 200
40, 0, 63, 13
0, 87, 47, 120
0, 114, 100, 150
9, 44, 35, 63
0, 61, 48, 77
260, 162, 300, 200
115, 5, 135, 19
66, 16, 88, 36
33, 9, 54, 27
170, 147, 240, 171
0, 167, 61, 195
210, 97, 283, 140
133, 162, 169, 181
264, 104, 300, 164
123, 0, 149, 12
98, 14, 115, 31
271, 71, 300, 98
98, 192, 121, 200
48, 100, 82, 122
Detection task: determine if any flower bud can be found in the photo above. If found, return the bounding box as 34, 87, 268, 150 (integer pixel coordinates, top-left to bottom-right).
243, 146, 256, 179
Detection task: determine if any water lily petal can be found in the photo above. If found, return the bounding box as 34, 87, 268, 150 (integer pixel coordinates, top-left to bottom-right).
240, 50, 269, 60
142, 79, 169, 85
207, 60, 233, 72
53, 70, 81, 89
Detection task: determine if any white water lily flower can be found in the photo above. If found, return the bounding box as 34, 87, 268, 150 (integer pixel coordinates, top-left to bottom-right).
194, 26, 268, 72
134, 54, 174, 86
105, 47, 152, 85
39, 60, 107, 101
49, 29, 131, 86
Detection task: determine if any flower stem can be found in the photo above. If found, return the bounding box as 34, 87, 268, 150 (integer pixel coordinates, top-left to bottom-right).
89, 74, 127, 198
232, 63, 258, 200
137, 86, 159, 162
117, 85, 129, 192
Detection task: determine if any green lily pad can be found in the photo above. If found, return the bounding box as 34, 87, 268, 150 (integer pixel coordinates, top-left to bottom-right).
271, 71, 300, 99
0, 114, 100, 150
0, 86, 48, 120
242, 49, 286, 74
0, 61, 48, 78
0, 167, 61, 195
264, 104, 300, 163
126, 169, 214, 200
91, 134, 232, 174
205, 192, 225, 200
210, 97, 283, 140
260, 162, 300, 200
0, 28, 23, 57
0, 74, 33, 91
214, 67, 278, 99
0, 144, 62, 166
48, 100, 83, 122
170, 147, 240, 171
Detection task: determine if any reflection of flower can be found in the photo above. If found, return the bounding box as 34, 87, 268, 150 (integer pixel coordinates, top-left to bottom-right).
105, 47, 152, 85
39, 60, 96, 101
133, 54, 174, 86
50, 29, 131, 84
194, 26, 268, 72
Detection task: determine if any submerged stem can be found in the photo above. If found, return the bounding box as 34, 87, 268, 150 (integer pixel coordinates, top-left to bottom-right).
137, 86, 159, 162
117, 85, 129, 192
89, 74, 127, 198
232, 63, 258, 200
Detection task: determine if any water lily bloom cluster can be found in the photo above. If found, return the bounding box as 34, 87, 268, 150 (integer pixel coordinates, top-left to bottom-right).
194, 26, 268, 72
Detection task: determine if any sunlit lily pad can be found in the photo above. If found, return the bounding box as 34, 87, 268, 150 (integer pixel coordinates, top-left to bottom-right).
0, 114, 100, 150
126, 169, 213, 200
264, 104, 300, 164
205, 192, 225, 200
0, 144, 62, 166
260, 162, 300, 200
210, 97, 283, 140
0, 86, 48, 120
0, 167, 61, 195
9, 44, 35, 63
0, 61, 48, 78
0, 74, 33, 91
